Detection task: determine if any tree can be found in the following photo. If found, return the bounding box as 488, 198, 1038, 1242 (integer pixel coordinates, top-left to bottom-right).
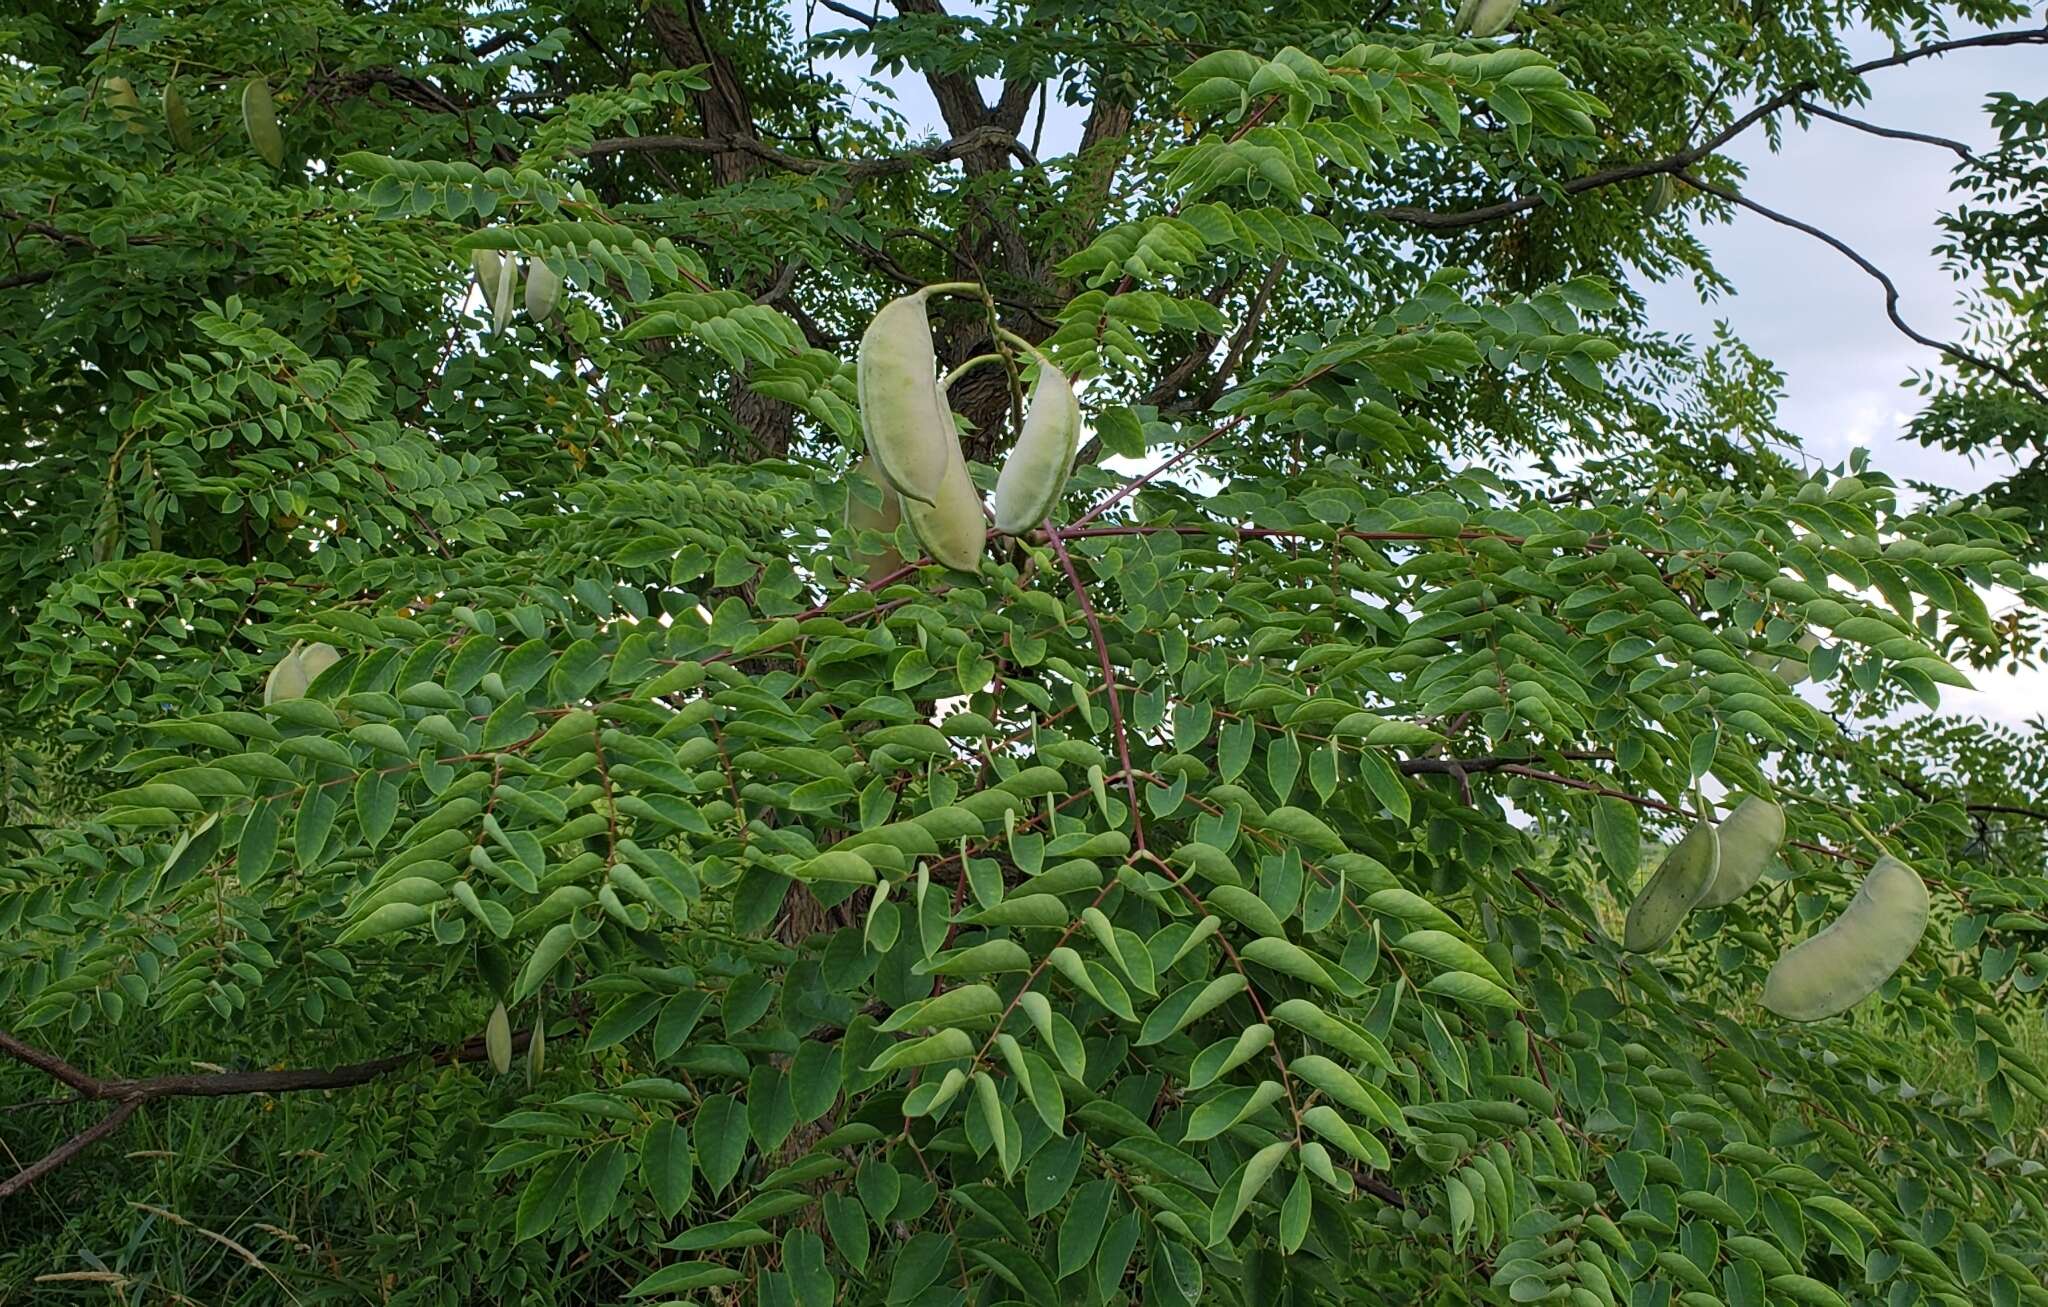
3, 0, 2048, 1301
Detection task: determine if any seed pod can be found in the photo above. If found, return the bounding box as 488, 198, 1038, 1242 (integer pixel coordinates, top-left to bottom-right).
857, 292, 951, 505
104, 76, 146, 131
990, 357, 1080, 534
845, 457, 905, 584
1622, 821, 1720, 953
901, 396, 985, 574
163, 81, 194, 151
524, 258, 562, 321
1468, 0, 1523, 37
528, 1014, 546, 1081
296, 642, 342, 690
1696, 796, 1785, 908
490, 254, 518, 334
1452, 0, 1486, 31
1643, 174, 1676, 216
263, 644, 307, 705
485, 1002, 512, 1074
241, 77, 283, 168
1764, 854, 1928, 1021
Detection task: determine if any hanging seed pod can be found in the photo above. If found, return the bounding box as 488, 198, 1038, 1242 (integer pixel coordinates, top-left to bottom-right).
524, 258, 562, 321
263, 643, 308, 705
1696, 796, 1786, 909
901, 396, 985, 574
990, 356, 1080, 534
104, 76, 146, 131
491, 254, 519, 334
1764, 855, 1928, 1021
485, 1002, 512, 1074
1452, 0, 1486, 32
296, 642, 341, 690
845, 457, 905, 584
1643, 174, 1677, 216
241, 77, 283, 167
527, 1013, 546, 1081
1621, 821, 1720, 953
857, 291, 952, 505
163, 80, 194, 151
1468, 0, 1522, 37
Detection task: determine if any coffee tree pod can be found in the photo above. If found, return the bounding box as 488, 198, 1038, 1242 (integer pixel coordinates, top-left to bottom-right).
485, 1002, 512, 1074
297, 642, 342, 688
1468, 0, 1523, 37
525, 258, 562, 321
1622, 821, 1720, 952
104, 77, 146, 131
1764, 855, 1928, 1021
263, 643, 308, 705
990, 352, 1080, 535
857, 291, 954, 505
1697, 796, 1786, 908
1452, 0, 1486, 32
1644, 174, 1676, 216
242, 77, 283, 167
845, 457, 905, 584
901, 396, 985, 574
490, 254, 519, 334
163, 81, 194, 151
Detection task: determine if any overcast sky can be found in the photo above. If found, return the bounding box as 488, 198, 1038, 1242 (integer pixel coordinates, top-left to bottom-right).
798, 8, 2046, 728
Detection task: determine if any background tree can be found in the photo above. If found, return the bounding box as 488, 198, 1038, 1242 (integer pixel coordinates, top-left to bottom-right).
3, 0, 2047, 1302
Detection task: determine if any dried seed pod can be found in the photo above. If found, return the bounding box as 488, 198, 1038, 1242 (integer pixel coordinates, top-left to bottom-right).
901, 397, 985, 574
524, 258, 562, 321
163, 81, 194, 151
991, 357, 1080, 535
857, 291, 952, 505
1696, 796, 1785, 908
1622, 821, 1720, 953
485, 1002, 512, 1074
241, 77, 283, 168
1764, 855, 1928, 1021
845, 457, 905, 584
1468, 0, 1523, 37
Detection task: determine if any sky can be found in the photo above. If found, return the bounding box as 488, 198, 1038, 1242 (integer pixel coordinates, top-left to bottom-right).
795, 6, 2046, 728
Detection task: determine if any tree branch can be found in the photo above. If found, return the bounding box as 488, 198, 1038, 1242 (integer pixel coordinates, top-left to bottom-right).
580, 124, 1032, 177
1674, 170, 2048, 404
0, 1026, 531, 1198
1794, 100, 1975, 159
1370, 25, 2048, 232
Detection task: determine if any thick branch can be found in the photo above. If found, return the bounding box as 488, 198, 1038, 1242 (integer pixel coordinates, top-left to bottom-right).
1372, 25, 2048, 232
1675, 170, 2048, 404
1794, 100, 1975, 159
0, 1100, 140, 1201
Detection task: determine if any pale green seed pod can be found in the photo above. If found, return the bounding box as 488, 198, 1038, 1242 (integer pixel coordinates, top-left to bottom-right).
485, 1002, 512, 1074
490, 253, 518, 334
263, 644, 307, 705
901, 396, 985, 574
242, 77, 283, 167
471, 249, 502, 298
1644, 174, 1675, 216
845, 457, 905, 584
296, 642, 341, 690
857, 292, 951, 505
104, 77, 145, 132
1697, 796, 1786, 908
1452, 0, 1486, 32
524, 258, 562, 321
1468, 0, 1522, 37
1764, 854, 1927, 1021
527, 1014, 546, 1081
1622, 821, 1720, 953
991, 358, 1080, 534
163, 81, 193, 151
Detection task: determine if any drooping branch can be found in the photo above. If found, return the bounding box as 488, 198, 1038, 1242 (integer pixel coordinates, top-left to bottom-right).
1370, 25, 2048, 233
0, 1026, 530, 1199
1793, 100, 1976, 160
1674, 170, 2048, 405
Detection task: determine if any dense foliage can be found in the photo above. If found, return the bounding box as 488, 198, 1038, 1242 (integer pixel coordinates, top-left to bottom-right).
4, 0, 2048, 1303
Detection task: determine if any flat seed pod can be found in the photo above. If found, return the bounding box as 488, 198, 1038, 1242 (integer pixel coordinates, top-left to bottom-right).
528, 1014, 546, 1081
491, 254, 519, 334
990, 358, 1080, 534
1764, 855, 1928, 1021
844, 458, 904, 584
242, 77, 283, 167
1452, 0, 1486, 31
856, 292, 951, 505
163, 81, 193, 151
1468, 0, 1522, 37
296, 642, 342, 690
486, 1002, 512, 1074
1621, 821, 1720, 953
471, 248, 502, 299
1697, 796, 1785, 908
525, 258, 562, 321
901, 397, 985, 574
104, 76, 146, 131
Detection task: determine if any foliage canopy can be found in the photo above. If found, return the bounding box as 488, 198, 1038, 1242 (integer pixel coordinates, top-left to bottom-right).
3, 0, 2048, 1303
